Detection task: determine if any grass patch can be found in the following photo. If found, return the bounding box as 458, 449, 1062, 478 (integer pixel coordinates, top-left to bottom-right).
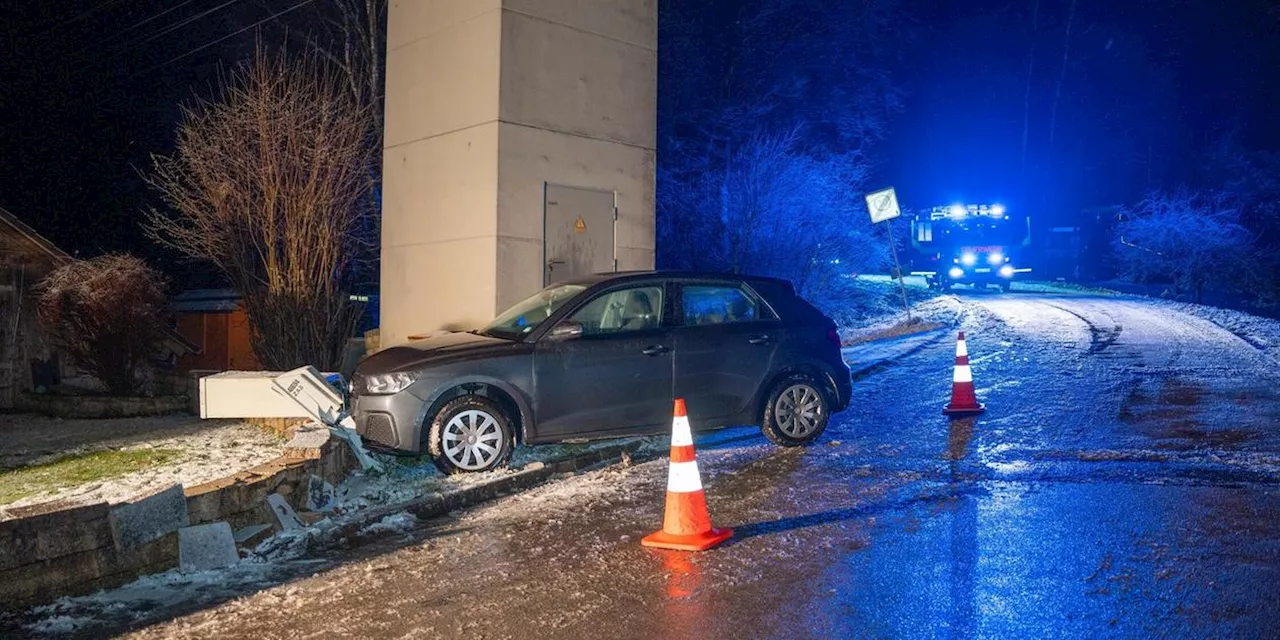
0, 448, 182, 506
844, 320, 946, 346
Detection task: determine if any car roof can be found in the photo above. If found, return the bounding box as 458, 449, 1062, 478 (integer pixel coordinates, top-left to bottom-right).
560, 270, 795, 289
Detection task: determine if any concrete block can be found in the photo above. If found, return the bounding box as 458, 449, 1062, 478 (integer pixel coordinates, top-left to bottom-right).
283, 424, 331, 460
233, 524, 273, 547
266, 494, 304, 531
109, 485, 190, 552
178, 523, 239, 573
306, 475, 335, 512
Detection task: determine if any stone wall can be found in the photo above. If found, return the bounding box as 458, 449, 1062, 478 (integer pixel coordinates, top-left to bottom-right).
0, 426, 356, 612
15, 393, 189, 419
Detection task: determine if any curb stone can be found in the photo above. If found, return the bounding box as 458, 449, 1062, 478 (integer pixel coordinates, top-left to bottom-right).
315, 440, 666, 549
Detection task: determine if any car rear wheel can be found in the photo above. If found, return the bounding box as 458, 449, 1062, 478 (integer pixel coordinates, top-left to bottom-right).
426, 395, 515, 474
761, 374, 830, 447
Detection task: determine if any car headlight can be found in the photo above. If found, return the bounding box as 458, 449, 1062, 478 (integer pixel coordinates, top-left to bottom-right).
949, 267, 965, 279
999, 265, 1015, 278
363, 372, 419, 395
960, 253, 977, 266
988, 252, 1004, 265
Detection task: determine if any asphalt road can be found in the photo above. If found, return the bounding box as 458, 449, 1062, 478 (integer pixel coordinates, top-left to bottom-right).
27, 291, 1280, 638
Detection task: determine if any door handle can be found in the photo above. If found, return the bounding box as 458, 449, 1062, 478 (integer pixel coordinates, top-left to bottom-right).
641, 345, 671, 356
748, 335, 773, 345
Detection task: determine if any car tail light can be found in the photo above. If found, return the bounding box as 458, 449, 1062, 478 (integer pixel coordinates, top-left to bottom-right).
827, 327, 842, 348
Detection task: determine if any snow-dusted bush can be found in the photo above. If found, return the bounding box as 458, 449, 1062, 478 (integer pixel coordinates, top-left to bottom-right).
1112, 189, 1252, 303
37, 255, 169, 395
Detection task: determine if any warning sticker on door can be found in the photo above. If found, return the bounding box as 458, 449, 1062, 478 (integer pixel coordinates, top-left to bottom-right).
574, 217, 586, 233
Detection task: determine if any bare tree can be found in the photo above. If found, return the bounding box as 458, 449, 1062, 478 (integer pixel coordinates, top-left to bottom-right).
146, 44, 376, 370
38, 255, 169, 396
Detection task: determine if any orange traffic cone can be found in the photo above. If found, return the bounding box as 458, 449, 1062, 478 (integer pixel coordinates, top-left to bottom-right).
641, 399, 733, 551
943, 331, 986, 416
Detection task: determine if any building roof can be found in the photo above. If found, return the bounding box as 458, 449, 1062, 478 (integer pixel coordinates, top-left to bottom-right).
173, 288, 242, 313
0, 207, 72, 269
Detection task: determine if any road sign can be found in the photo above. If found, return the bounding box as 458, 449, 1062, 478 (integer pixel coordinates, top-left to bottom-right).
865, 187, 901, 224
864, 186, 911, 322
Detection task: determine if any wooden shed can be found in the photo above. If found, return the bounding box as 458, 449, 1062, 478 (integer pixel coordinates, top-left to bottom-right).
172, 289, 262, 373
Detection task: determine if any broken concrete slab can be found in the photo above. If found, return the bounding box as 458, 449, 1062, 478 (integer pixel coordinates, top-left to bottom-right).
232, 524, 273, 547
178, 523, 239, 573
109, 484, 190, 552
306, 475, 335, 512
283, 424, 331, 460
266, 494, 304, 531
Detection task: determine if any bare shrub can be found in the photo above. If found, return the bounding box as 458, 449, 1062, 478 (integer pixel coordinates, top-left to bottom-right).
37, 255, 169, 396
146, 44, 375, 370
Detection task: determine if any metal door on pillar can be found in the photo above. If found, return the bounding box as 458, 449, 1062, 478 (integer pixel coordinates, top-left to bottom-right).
543, 183, 617, 285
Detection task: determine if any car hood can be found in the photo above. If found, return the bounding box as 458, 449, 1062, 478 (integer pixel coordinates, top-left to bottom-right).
357, 331, 529, 374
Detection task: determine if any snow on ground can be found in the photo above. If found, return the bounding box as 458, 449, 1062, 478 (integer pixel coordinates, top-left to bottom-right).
1027, 279, 1280, 366
357, 512, 418, 537
0, 420, 283, 514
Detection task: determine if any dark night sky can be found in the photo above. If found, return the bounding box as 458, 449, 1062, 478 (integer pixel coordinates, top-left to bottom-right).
0, 0, 1277, 284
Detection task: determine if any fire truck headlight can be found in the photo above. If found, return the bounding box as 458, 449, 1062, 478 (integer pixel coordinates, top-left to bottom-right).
949, 267, 965, 279
960, 253, 977, 266
999, 265, 1015, 278
991, 204, 1006, 217
949, 204, 966, 217
988, 252, 1004, 265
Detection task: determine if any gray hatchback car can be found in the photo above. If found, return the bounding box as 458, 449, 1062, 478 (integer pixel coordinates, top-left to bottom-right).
350, 271, 852, 473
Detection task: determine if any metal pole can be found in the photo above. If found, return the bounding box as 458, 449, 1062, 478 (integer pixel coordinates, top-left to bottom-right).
885, 218, 912, 322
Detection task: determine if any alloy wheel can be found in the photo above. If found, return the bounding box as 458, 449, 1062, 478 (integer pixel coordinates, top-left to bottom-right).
776, 383, 824, 438
443, 409, 504, 471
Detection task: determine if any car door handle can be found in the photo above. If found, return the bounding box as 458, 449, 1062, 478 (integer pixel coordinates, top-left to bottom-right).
641, 345, 671, 356
748, 335, 773, 345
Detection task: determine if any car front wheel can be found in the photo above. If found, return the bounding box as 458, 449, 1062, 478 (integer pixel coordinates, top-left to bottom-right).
426, 395, 515, 474
761, 374, 830, 447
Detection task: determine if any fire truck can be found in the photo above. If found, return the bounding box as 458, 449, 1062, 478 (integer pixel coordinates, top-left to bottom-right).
908, 203, 1032, 292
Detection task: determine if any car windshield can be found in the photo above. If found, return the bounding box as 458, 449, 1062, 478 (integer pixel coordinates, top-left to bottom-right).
480, 284, 587, 339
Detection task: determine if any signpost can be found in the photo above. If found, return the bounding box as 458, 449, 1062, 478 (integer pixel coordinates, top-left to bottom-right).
864, 187, 912, 321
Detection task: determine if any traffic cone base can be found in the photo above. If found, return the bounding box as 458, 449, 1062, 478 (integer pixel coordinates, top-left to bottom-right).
943, 402, 985, 416
642, 526, 734, 552
643, 398, 732, 552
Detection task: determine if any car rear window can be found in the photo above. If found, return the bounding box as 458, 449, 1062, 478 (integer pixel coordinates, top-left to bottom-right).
682, 284, 777, 326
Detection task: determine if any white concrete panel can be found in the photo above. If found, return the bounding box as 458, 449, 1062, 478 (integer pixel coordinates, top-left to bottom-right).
495, 235, 545, 313
502, 0, 657, 50
388, 0, 501, 52
384, 8, 502, 149
499, 10, 657, 149
496, 122, 654, 248
380, 237, 499, 346
382, 122, 499, 248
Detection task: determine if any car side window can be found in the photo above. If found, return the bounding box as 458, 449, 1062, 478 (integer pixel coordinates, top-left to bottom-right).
682, 285, 770, 326
569, 286, 664, 336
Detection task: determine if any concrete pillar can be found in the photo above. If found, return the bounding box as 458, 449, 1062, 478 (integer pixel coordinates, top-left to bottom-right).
380, 0, 657, 347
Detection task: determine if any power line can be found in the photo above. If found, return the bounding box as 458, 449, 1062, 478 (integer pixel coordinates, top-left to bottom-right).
113, 0, 244, 57
75, 0, 242, 69
120, 0, 202, 36
37, 0, 131, 39
132, 0, 315, 77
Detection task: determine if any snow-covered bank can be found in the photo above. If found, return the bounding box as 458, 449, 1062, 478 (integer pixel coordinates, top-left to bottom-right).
0, 421, 283, 514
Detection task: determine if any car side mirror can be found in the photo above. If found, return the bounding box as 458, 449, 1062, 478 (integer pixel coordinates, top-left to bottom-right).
547, 321, 584, 341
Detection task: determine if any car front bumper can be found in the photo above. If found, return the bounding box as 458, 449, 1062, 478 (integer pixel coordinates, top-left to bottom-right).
350, 390, 429, 454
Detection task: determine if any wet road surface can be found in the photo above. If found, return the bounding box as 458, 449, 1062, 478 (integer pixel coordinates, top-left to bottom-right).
23, 292, 1280, 638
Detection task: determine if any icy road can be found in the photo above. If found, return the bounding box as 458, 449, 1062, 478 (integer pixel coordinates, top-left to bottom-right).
23, 291, 1280, 638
